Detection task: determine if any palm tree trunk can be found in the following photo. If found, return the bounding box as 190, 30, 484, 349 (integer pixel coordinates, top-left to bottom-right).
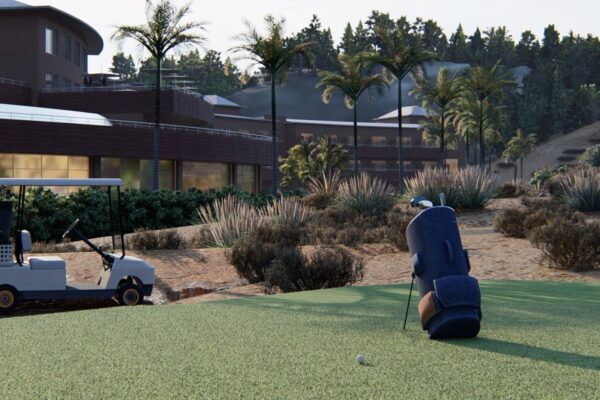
478, 99, 484, 170
397, 82, 404, 193
520, 157, 524, 181
271, 74, 278, 196
440, 107, 445, 168
353, 103, 358, 177
466, 133, 470, 165
152, 57, 161, 191
513, 163, 517, 181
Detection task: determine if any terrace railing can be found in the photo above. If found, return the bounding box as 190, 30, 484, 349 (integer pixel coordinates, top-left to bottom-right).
39, 84, 201, 97
0, 77, 29, 87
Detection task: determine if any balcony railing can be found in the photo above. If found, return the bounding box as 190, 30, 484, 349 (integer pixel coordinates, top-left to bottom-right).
39, 84, 201, 96
0, 111, 271, 142
0, 76, 29, 87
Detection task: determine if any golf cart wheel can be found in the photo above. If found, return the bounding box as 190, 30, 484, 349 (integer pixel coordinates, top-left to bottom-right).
117, 284, 143, 306
0, 287, 17, 312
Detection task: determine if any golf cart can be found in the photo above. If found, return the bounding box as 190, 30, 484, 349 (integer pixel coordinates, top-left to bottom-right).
0, 178, 155, 312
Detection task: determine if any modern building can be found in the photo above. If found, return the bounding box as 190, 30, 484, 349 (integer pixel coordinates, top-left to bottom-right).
0, 1, 463, 193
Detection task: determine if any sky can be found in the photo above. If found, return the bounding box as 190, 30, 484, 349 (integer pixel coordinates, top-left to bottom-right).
24, 0, 600, 73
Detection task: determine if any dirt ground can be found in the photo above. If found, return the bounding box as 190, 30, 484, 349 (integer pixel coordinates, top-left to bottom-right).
29, 198, 600, 309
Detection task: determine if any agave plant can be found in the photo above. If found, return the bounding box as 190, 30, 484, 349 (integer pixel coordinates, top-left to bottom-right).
336, 172, 395, 215
558, 168, 600, 211
198, 196, 260, 247
580, 145, 600, 167
454, 167, 497, 209
404, 168, 460, 207
303, 170, 342, 209
261, 197, 315, 225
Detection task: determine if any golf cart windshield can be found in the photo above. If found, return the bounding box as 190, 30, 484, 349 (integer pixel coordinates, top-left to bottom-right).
0, 178, 126, 264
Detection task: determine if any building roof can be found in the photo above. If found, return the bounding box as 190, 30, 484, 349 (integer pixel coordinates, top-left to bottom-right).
0, 2, 103, 54
203, 95, 242, 108
0, 103, 112, 126
374, 106, 436, 121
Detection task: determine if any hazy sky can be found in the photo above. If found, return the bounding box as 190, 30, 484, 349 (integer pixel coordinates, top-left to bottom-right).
25, 0, 600, 73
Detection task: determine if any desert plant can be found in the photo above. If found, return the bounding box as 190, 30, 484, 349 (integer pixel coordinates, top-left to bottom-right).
384, 207, 415, 251
557, 168, 600, 211
580, 144, 600, 167
31, 241, 78, 253
261, 197, 315, 226
454, 166, 497, 209
496, 180, 528, 198
128, 229, 160, 250
404, 167, 459, 207
529, 218, 600, 271
303, 170, 342, 209
157, 230, 186, 249
198, 196, 260, 247
306, 207, 386, 246
336, 172, 395, 215
264, 246, 365, 293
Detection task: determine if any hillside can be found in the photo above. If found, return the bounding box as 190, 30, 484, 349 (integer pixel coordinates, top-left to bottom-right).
495, 121, 600, 182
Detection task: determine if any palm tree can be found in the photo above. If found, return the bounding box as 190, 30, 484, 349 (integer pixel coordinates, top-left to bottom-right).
113, 0, 206, 191
502, 129, 537, 180
410, 68, 462, 167
317, 53, 389, 176
420, 115, 458, 153
368, 27, 435, 192
231, 15, 313, 196
461, 61, 514, 169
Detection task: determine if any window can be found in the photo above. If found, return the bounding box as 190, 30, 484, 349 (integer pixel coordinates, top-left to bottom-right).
182, 162, 229, 191
101, 158, 174, 190
370, 136, 386, 146
300, 133, 313, 142
75, 43, 81, 66
45, 28, 58, 55
0, 153, 89, 194
63, 78, 72, 88
82, 48, 88, 72
235, 165, 256, 193
328, 135, 337, 144
44, 73, 53, 89
371, 160, 386, 170
62, 35, 71, 61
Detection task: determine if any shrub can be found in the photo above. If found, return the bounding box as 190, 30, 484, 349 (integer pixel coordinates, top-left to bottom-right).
158, 230, 186, 250
227, 220, 305, 283
405, 167, 496, 209
529, 166, 568, 187
198, 196, 260, 247
127, 229, 186, 250
494, 208, 530, 238
496, 180, 528, 198
557, 168, 600, 211
336, 173, 395, 215
579, 144, 600, 167
306, 207, 386, 246
265, 246, 365, 293
529, 219, 600, 271
303, 171, 342, 210
31, 241, 78, 253
261, 197, 315, 226
384, 207, 415, 251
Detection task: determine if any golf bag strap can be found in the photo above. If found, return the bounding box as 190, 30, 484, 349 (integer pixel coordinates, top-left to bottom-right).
418, 291, 438, 328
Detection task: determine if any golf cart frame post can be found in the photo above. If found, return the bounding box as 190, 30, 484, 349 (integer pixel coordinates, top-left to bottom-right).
11, 179, 127, 265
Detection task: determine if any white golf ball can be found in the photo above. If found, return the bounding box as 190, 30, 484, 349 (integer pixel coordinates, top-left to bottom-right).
356, 354, 366, 365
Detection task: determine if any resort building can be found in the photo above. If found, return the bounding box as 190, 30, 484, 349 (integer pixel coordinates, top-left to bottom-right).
0, 1, 463, 193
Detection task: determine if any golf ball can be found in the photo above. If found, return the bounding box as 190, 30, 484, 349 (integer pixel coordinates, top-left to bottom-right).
357, 354, 366, 364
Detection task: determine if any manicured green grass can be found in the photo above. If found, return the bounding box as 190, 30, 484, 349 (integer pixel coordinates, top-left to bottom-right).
1, 280, 600, 399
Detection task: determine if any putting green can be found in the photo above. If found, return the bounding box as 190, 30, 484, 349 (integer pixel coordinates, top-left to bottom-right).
1, 280, 599, 399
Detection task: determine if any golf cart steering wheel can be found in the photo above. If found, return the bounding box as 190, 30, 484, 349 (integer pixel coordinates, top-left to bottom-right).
62, 218, 80, 240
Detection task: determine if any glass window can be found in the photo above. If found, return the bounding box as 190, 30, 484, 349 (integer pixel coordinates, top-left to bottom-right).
370, 136, 386, 146
75, 43, 81, 66
236, 165, 256, 193
328, 135, 337, 144
371, 160, 386, 170
62, 35, 71, 61
300, 133, 313, 142
45, 28, 58, 55
101, 158, 174, 190
182, 162, 229, 191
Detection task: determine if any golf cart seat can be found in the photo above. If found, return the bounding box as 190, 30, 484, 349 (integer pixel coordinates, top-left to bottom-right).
28, 256, 66, 271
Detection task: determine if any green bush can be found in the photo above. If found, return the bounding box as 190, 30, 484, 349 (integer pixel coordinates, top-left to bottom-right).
529, 166, 569, 188
405, 167, 496, 209
557, 168, 600, 211
579, 145, 600, 167
264, 246, 365, 293
529, 219, 600, 271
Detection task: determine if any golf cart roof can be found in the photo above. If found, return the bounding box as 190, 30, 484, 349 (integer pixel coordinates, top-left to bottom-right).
0, 178, 124, 187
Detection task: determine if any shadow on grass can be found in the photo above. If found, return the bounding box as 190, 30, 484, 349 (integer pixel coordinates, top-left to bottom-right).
449, 337, 600, 371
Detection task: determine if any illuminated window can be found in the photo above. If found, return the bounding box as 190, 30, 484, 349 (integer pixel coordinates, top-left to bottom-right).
182, 162, 229, 191
300, 133, 313, 142
100, 158, 174, 190
236, 165, 256, 193
370, 136, 386, 146
328, 135, 337, 144
371, 160, 386, 170
0, 153, 89, 193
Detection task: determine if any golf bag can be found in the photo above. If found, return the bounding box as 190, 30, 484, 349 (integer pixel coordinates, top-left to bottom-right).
405, 199, 481, 339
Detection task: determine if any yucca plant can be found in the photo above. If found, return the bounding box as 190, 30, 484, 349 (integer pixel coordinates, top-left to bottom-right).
261, 197, 315, 226
198, 196, 260, 247
303, 170, 342, 209
454, 166, 497, 209
580, 145, 600, 167
404, 168, 460, 207
558, 168, 600, 211
336, 172, 395, 215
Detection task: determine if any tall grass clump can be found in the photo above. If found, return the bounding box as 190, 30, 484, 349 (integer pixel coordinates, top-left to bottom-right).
405, 167, 496, 209
580, 145, 600, 167
558, 168, 600, 211
261, 197, 315, 225
303, 171, 342, 209
336, 173, 395, 215
198, 196, 260, 247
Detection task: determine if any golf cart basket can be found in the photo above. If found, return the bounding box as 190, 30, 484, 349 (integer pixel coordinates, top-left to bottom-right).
405, 196, 482, 339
